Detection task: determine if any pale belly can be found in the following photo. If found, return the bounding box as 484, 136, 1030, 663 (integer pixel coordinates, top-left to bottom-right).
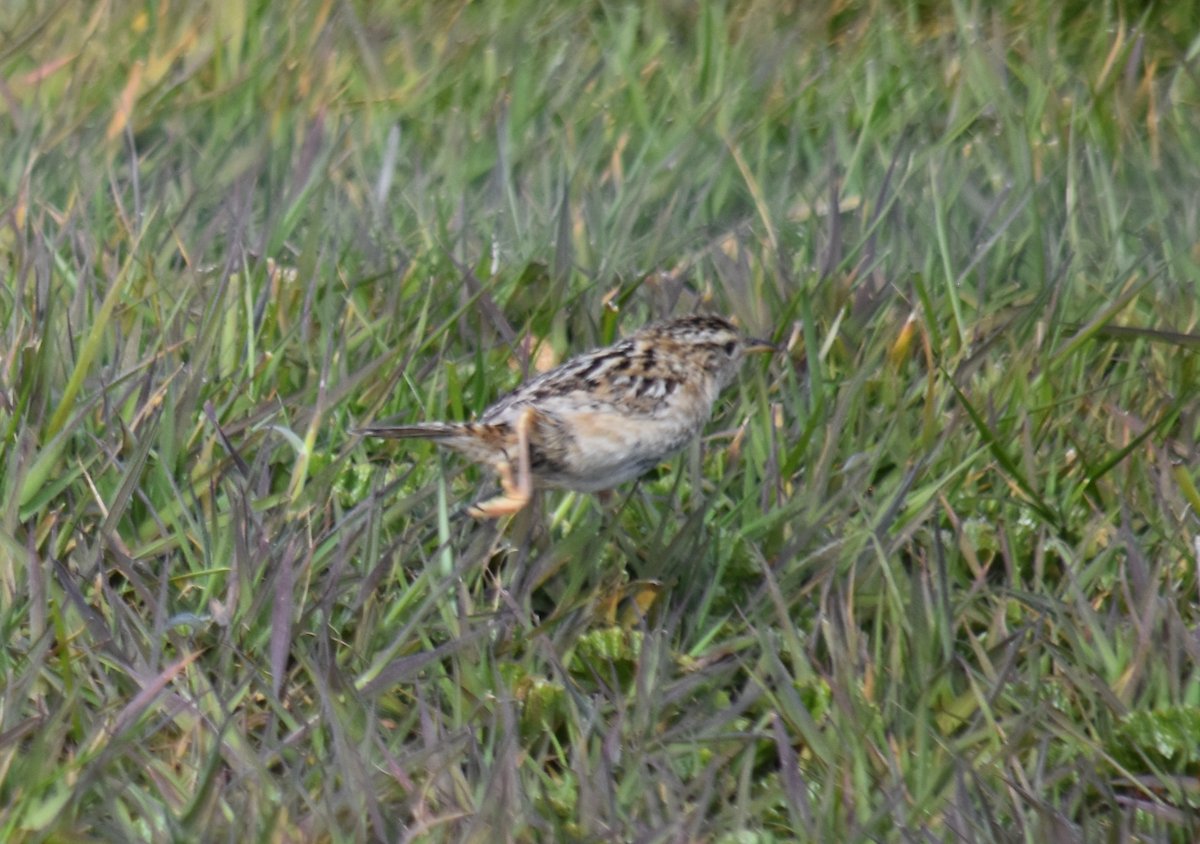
542, 409, 697, 492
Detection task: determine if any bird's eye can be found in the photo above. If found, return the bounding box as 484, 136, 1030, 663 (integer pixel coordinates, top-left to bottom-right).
723, 341, 737, 355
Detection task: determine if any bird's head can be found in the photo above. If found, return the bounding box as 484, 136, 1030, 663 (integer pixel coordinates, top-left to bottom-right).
642, 314, 778, 388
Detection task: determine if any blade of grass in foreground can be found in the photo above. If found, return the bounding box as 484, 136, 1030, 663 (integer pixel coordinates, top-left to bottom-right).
949, 379, 1062, 530
45, 223, 150, 440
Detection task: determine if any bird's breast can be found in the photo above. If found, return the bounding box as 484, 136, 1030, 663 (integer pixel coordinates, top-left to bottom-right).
536, 399, 707, 491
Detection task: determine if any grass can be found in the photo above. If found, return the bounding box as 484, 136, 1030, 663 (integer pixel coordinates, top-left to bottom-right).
3, 0, 1200, 840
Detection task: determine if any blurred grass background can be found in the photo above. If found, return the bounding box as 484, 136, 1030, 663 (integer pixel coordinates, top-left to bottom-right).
4, 0, 1200, 840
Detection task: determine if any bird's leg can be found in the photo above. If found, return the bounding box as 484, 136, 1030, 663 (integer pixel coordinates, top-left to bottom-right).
468, 407, 534, 518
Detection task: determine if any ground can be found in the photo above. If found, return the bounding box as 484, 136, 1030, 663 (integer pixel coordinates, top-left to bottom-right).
2, 1, 1200, 841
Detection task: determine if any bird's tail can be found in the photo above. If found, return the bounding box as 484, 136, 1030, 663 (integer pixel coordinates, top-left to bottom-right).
354, 422, 466, 441
356, 420, 502, 466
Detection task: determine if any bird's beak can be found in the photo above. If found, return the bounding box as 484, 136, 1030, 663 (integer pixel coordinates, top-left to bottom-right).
744, 338, 781, 355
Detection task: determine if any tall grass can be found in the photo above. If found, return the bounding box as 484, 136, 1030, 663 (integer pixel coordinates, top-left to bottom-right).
3, 0, 1200, 841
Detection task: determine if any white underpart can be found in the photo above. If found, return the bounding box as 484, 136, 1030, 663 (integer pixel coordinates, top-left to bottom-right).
539, 382, 716, 491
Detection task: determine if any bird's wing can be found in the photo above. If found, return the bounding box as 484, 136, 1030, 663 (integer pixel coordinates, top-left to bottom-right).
482, 338, 693, 422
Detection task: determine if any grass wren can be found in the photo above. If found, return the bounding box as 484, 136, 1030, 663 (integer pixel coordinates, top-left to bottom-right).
358, 314, 776, 518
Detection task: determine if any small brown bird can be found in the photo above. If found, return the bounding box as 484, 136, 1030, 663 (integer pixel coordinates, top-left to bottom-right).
358, 314, 776, 518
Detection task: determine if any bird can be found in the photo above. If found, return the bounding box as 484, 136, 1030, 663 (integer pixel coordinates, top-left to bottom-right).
357, 313, 777, 518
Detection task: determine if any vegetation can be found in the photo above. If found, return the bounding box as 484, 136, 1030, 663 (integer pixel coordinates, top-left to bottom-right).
3, 0, 1200, 840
